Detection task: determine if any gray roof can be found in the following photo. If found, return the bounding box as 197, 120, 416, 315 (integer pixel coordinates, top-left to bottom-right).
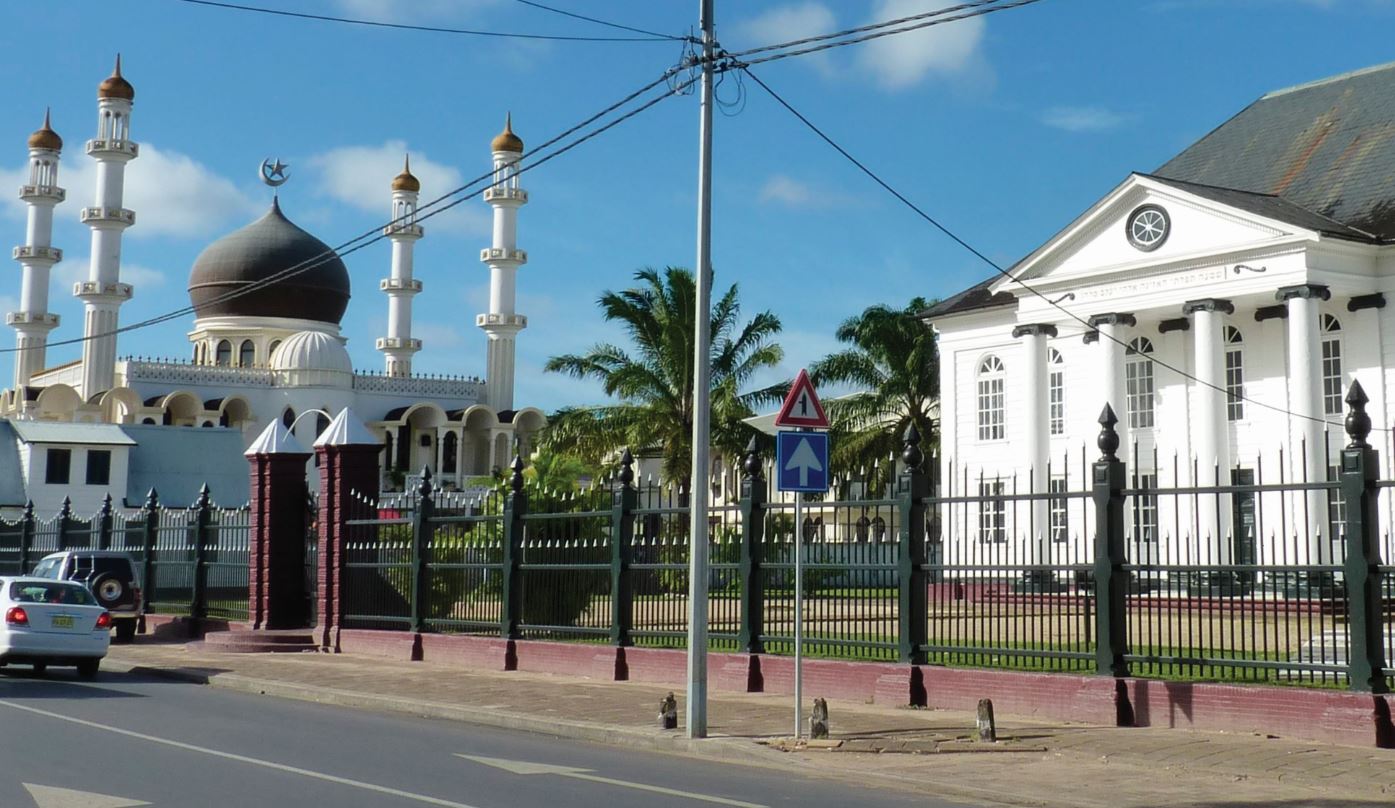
122, 424, 250, 508
0, 422, 27, 507
918, 277, 1016, 320
1156, 61, 1395, 241
1143, 175, 1378, 242
10, 421, 137, 446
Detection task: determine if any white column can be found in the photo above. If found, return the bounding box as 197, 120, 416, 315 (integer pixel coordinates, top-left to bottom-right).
1089, 313, 1134, 446
1185, 299, 1233, 566
11, 119, 65, 388
1279, 284, 1330, 565
1014, 324, 1055, 580
477, 133, 528, 412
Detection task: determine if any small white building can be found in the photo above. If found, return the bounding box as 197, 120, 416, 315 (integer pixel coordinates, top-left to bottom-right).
924, 62, 1395, 574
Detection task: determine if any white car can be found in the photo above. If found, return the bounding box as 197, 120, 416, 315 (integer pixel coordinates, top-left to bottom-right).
0, 576, 111, 678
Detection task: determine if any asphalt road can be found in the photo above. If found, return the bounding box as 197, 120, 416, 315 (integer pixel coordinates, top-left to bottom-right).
0, 667, 966, 808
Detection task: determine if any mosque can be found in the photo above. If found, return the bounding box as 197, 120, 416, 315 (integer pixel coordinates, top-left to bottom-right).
0, 58, 545, 510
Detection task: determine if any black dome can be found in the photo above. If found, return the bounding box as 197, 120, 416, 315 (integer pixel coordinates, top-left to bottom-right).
188, 199, 350, 324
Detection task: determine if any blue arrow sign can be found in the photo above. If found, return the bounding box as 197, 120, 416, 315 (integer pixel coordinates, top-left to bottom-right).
777, 431, 829, 493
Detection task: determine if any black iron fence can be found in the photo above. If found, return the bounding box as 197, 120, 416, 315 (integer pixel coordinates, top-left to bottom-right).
0, 487, 251, 623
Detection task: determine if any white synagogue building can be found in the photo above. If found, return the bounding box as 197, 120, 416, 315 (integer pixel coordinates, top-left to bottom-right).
0, 59, 545, 510
926, 62, 1395, 578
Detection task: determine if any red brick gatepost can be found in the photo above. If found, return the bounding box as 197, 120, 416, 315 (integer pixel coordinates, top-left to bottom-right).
245, 421, 313, 630
314, 408, 382, 651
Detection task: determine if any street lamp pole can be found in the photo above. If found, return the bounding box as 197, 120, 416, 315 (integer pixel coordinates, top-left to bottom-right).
686, 0, 716, 740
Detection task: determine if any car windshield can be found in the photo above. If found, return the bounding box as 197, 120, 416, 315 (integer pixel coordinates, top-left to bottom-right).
9, 581, 96, 605
30, 558, 61, 579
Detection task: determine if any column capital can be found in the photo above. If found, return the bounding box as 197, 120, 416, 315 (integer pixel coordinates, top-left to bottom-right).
1276, 284, 1330, 302
1183, 298, 1235, 316
1087, 312, 1136, 328
1011, 323, 1058, 339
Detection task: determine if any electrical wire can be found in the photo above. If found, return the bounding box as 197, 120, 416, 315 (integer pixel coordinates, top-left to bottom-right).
509, 0, 688, 41
730, 0, 1009, 57
7, 70, 691, 356
171, 0, 676, 42
740, 66, 1355, 432
735, 0, 1046, 67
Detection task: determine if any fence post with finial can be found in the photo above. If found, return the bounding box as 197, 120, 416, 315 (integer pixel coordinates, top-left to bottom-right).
610, 449, 637, 648
410, 467, 434, 635
501, 455, 527, 641
98, 493, 114, 550
1339, 380, 1388, 693
141, 489, 159, 629
18, 501, 35, 575
896, 424, 929, 666
191, 484, 212, 631
1092, 404, 1129, 678
738, 437, 767, 654
56, 496, 73, 552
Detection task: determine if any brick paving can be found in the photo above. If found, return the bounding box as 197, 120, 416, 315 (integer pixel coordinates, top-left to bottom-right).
103, 641, 1395, 808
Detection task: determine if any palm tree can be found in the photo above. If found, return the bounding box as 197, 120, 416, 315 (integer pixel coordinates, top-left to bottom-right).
809, 297, 938, 490
543, 267, 783, 486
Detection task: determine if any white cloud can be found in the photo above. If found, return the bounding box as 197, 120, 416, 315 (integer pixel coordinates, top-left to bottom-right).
334, 0, 500, 22
759, 175, 840, 209
0, 144, 260, 240
1041, 106, 1130, 133
736, 3, 839, 76
309, 140, 490, 238
55, 256, 165, 290
856, 0, 987, 90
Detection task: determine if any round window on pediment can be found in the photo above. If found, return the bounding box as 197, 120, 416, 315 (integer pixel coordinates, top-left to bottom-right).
1125, 204, 1170, 252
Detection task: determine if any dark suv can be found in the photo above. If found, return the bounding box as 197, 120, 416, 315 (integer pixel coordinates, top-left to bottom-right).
31, 551, 141, 643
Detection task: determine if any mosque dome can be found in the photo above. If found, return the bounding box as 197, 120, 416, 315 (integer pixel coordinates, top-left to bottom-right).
270, 330, 353, 374
188, 198, 351, 324
28, 110, 61, 151
99, 55, 135, 101
491, 113, 523, 153
391, 155, 420, 192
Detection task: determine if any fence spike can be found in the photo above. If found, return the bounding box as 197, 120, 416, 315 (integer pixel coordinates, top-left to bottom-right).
59, 496, 71, 520
1345, 379, 1371, 448
1097, 404, 1120, 460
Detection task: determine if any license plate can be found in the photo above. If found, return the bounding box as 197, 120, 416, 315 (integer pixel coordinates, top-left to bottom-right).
51, 615, 74, 629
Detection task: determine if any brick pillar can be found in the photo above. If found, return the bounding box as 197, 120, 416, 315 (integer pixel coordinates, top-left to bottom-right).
245, 420, 312, 630
314, 408, 384, 651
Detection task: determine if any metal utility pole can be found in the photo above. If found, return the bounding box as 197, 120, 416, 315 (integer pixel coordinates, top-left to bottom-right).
685, 0, 715, 740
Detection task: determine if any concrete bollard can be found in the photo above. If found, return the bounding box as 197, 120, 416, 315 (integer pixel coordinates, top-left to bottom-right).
809, 697, 829, 739
658, 692, 678, 730
976, 698, 996, 742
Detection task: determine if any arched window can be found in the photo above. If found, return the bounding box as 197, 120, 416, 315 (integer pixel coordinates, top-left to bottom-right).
239, 340, 255, 368
193, 343, 202, 363
142, 417, 157, 426
1224, 326, 1244, 421
215, 340, 232, 366
1322, 314, 1343, 415
315, 412, 331, 441
976, 355, 1006, 441
1048, 349, 1065, 436
282, 408, 296, 431
268, 339, 282, 359
1125, 337, 1155, 429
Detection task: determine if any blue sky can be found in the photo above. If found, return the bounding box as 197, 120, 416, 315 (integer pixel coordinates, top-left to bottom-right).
1, 0, 1393, 411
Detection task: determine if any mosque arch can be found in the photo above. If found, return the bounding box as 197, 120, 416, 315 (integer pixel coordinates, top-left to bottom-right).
96, 386, 142, 424
460, 405, 500, 477
238, 339, 255, 367
34, 384, 83, 421
511, 407, 548, 461
159, 391, 202, 427
217, 396, 254, 429
215, 340, 232, 366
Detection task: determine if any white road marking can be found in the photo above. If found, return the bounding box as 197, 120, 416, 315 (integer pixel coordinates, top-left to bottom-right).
0, 700, 484, 808
457, 754, 768, 808
23, 783, 149, 808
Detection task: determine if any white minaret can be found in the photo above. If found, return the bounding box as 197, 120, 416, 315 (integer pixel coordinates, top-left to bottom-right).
477, 115, 528, 411
376, 156, 423, 377
76, 56, 138, 398
9, 111, 65, 388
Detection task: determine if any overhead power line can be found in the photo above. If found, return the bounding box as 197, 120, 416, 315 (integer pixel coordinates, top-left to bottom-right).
510, 0, 688, 41
739, 66, 1354, 433
172, 0, 677, 42
7, 70, 691, 356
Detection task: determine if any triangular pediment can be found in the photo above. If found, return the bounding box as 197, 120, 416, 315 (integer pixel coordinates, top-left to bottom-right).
994, 174, 1324, 293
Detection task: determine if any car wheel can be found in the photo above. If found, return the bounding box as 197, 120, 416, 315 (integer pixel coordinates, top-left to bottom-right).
76, 660, 100, 679
31, 662, 47, 676
89, 572, 127, 608
115, 619, 137, 644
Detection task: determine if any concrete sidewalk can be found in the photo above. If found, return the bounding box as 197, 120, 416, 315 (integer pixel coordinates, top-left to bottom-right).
102, 641, 1394, 808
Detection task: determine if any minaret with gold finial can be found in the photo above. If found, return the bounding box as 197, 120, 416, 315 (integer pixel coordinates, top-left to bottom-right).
377, 156, 423, 377
76, 55, 138, 399
9, 110, 65, 388
478, 115, 528, 411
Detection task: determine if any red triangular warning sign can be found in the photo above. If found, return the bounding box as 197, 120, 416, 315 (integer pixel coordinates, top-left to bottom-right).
774, 368, 829, 429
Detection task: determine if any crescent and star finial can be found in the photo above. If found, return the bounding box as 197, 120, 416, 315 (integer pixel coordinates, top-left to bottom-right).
260, 158, 290, 188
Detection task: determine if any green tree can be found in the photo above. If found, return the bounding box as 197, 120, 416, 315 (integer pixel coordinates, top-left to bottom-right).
809, 297, 938, 490
543, 267, 783, 486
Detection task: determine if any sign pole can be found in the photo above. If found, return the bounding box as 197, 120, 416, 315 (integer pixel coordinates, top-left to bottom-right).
793, 488, 804, 739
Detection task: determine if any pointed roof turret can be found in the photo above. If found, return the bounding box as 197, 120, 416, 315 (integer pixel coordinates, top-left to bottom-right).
491, 113, 524, 153
98, 54, 135, 101
27, 108, 62, 151
391, 154, 421, 192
